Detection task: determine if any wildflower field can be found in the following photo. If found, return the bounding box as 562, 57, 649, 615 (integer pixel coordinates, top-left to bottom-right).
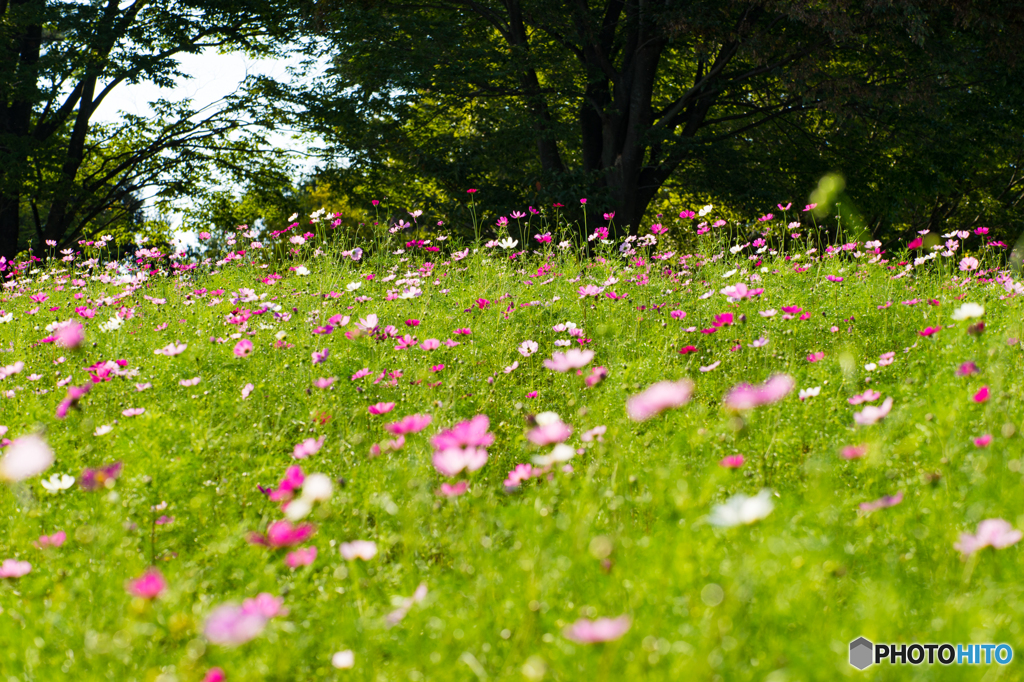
1, 208, 1023, 681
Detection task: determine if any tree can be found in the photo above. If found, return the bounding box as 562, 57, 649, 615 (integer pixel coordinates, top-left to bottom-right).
287, 0, 1024, 237
0, 0, 297, 260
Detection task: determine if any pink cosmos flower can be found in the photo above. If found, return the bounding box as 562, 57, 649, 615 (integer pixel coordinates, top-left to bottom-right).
438, 481, 469, 497
286, 546, 318, 568
712, 312, 734, 327
563, 616, 631, 643
241, 383, 254, 399
806, 352, 824, 363
432, 447, 489, 477
122, 408, 145, 417
841, 444, 868, 460
202, 668, 226, 682
957, 361, 980, 376
853, 397, 894, 426
543, 349, 594, 372
252, 520, 314, 548
432, 415, 494, 450
580, 426, 606, 442
293, 436, 325, 459
80, 462, 123, 490
154, 342, 187, 356
848, 389, 881, 405
37, 531, 66, 548
518, 340, 539, 357
955, 519, 1022, 557
585, 366, 608, 387
878, 352, 895, 366
314, 377, 337, 389
527, 421, 573, 446
0, 433, 55, 482
720, 455, 745, 468
204, 604, 269, 646
859, 491, 903, 513
312, 348, 329, 364
339, 540, 378, 561
974, 434, 993, 448
419, 338, 440, 350
385, 583, 428, 627
919, 326, 940, 337
179, 377, 201, 387
973, 386, 989, 403
233, 339, 253, 357
724, 374, 795, 410
0, 559, 31, 578
55, 321, 85, 349
626, 379, 694, 421
127, 568, 167, 599
504, 463, 536, 488
384, 414, 433, 435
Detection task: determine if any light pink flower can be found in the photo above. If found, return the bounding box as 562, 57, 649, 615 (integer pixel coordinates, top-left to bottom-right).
384, 414, 433, 435
127, 568, 167, 599
37, 530, 66, 548
853, 397, 893, 426
841, 444, 868, 460
527, 421, 573, 445
385, 583, 428, 627
580, 425, 606, 442
314, 377, 336, 389
955, 519, 1022, 557
0, 433, 54, 482
241, 383, 254, 399
542, 349, 594, 372
179, 377, 201, 387
0, 559, 31, 578
563, 616, 631, 643
55, 322, 85, 349
204, 604, 268, 646
626, 380, 694, 421
432, 447, 489, 477
724, 374, 795, 410
286, 546, 318, 568
518, 340, 539, 357
233, 339, 253, 357
419, 338, 440, 351
432, 415, 494, 450
154, 342, 187, 356
859, 491, 903, 513
242, 593, 287, 619
122, 407, 146, 417
293, 436, 325, 459
848, 389, 881, 405
340, 540, 378, 561
368, 402, 395, 415
437, 481, 469, 497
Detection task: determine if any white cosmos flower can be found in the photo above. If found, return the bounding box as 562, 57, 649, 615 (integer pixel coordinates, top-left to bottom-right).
294, 265, 310, 276
41, 473, 75, 493
799, 386, 821, 400
346, 281, 362, 291
532, 443, 576, 467
497, 237, 518, 249
951, 303, 984, 321
708, 490, 775, 527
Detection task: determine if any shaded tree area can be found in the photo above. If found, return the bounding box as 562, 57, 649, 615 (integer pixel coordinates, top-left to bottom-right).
256, 0, 1024, 242
0, 0, 298, 260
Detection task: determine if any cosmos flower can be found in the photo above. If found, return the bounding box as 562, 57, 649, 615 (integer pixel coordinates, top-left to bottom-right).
563, 616, 631, 643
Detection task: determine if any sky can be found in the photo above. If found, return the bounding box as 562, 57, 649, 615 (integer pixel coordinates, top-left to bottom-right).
93, 50, 317, 249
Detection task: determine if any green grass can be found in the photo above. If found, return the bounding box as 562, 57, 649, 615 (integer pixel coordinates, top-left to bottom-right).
1, 236, 1023, 681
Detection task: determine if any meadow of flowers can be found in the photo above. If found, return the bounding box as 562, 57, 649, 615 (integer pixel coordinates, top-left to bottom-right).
1, 205, 1023, 681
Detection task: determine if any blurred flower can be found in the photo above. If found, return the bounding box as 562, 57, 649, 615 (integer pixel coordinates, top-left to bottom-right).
853, 397, 893, 426
542, 349, 594, 372
332, 650, 355, 669
951, 303, 984, 321
724, 375, 794, 410
286, 547, 318, 568
340, 540, 378, 561
563, 616, 631, 643
0, 434, 54, 482
293, 436, 325, 459
709, 490, 774, 527
384, 414, 433, 435
127, 568, 167, 599
0, 559, 31, 578
955, 519, 1022, 557
859, 491, 903, 513
386, 583, 428, 627
719, 455, 745, 468
626, 380, 694, 421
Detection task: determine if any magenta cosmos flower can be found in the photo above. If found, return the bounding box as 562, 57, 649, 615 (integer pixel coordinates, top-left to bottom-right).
723, 374, 794, 410
127, 567, 167, 599
431, 415, 494, 450
626, 379, 694, 421
954, 519, 1022, 557
563, 616, 631, 643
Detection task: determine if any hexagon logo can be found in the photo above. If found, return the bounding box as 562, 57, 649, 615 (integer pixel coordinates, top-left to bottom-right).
850, 637, 874, 670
